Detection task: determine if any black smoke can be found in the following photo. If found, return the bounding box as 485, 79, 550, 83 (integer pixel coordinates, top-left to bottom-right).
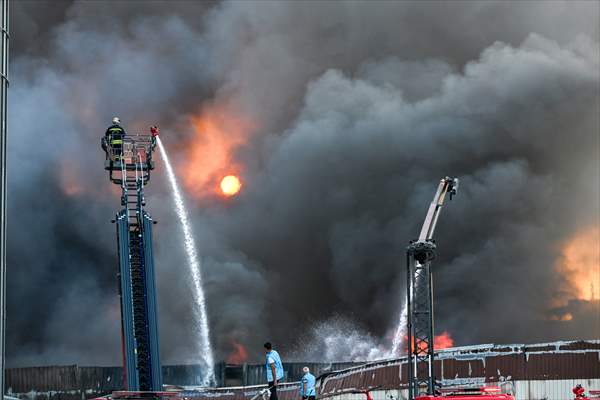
7, 0, 599, 367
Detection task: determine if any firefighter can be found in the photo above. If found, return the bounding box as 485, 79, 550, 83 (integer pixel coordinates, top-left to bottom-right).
573, 385, 586, 399
299, 367, 316, 400
150, 125, 159, 150
264, 342, 284, 400
105, 117, 126, 161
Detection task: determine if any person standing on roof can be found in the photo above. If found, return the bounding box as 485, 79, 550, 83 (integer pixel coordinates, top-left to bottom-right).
299, 367, 316, 400
264, 342, 284, 400
104, 117, 126, 161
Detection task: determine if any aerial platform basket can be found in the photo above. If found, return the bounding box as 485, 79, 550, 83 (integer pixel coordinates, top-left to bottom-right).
103, 134, 156, 185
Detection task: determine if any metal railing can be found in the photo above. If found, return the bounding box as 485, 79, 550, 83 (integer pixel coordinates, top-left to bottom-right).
103, 134, 155, 186
104, 134, 155, 166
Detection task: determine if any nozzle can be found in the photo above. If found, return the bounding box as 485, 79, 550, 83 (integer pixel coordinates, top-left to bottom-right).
449, 177, 459, 199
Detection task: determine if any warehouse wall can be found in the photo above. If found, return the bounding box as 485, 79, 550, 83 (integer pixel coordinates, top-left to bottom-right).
4, 365, 123, 399
4, 341, 599, 400
513, 379, 600, 400
192, 341, 600, 400
325, 379, 600, 400
3, 362, 360, 400
243, 363, 361, 386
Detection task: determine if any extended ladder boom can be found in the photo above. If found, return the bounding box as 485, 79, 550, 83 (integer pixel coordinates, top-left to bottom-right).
104, 133, 162, 392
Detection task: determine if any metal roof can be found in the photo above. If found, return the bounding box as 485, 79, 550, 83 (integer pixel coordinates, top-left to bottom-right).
187, 340, 600, 400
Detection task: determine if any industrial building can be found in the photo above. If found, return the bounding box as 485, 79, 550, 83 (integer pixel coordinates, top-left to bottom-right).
4, 340, 598, 400
184, 340, 600, 400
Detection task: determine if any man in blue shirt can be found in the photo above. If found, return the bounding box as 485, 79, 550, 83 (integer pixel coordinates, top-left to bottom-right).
264, 342, 284, 400
299, 367, 316, 400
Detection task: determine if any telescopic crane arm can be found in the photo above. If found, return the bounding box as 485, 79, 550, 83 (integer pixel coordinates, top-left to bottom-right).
418, 177, 459, 241
407, 177, 458, 400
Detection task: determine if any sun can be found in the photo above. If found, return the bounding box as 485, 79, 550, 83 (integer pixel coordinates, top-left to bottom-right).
220, 175, 242, 197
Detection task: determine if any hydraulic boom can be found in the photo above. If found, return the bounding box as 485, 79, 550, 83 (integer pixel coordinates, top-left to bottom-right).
407, 177, 458, 400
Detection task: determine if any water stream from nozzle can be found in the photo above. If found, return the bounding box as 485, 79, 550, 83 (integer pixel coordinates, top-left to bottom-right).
389, 262, 426, 358
388, 300, 408, 357
156, 136, 215, 386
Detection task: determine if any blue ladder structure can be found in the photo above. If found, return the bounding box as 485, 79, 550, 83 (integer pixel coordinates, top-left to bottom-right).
103, 134, 162, 392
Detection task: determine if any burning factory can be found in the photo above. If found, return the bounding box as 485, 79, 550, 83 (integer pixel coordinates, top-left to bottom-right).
0, 1, 599, 400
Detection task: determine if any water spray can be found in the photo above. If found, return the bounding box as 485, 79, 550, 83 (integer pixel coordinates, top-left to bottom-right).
388, 299, 408, 357
156, 136, 215, 386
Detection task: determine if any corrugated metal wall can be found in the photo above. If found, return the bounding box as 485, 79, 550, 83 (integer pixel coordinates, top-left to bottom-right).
4, 340, 599, 400
515, 379, 600, 400
5, 366, 123, 396
3, 363, 359, 399
188, 341, 600, 400
243, 363, 361, 386
300, 381, 600, 400
319, 341, 600, 396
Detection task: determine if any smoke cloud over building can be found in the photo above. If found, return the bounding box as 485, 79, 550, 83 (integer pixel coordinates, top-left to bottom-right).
7, 0, 599, 366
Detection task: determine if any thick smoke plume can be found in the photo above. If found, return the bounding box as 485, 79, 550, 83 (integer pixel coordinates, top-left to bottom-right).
7, 0, 599, 367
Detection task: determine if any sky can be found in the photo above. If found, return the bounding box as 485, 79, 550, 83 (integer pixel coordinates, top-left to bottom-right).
7, 0, 600, 368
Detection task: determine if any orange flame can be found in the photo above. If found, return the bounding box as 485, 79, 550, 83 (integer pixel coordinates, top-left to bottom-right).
435, 331, 454, 349
60, 158, 122, 199
226, 341, 248, 364
549, 312, 573, 321
59, 161, 84, 197
556, 226, 600, 303
182, 102, 254, 198
406, 331, 454, 352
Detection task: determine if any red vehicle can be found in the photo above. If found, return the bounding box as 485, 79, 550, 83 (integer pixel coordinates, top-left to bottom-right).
573, 385, 600, 400
353, 385, 514, 400
417, 386, 514, 400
